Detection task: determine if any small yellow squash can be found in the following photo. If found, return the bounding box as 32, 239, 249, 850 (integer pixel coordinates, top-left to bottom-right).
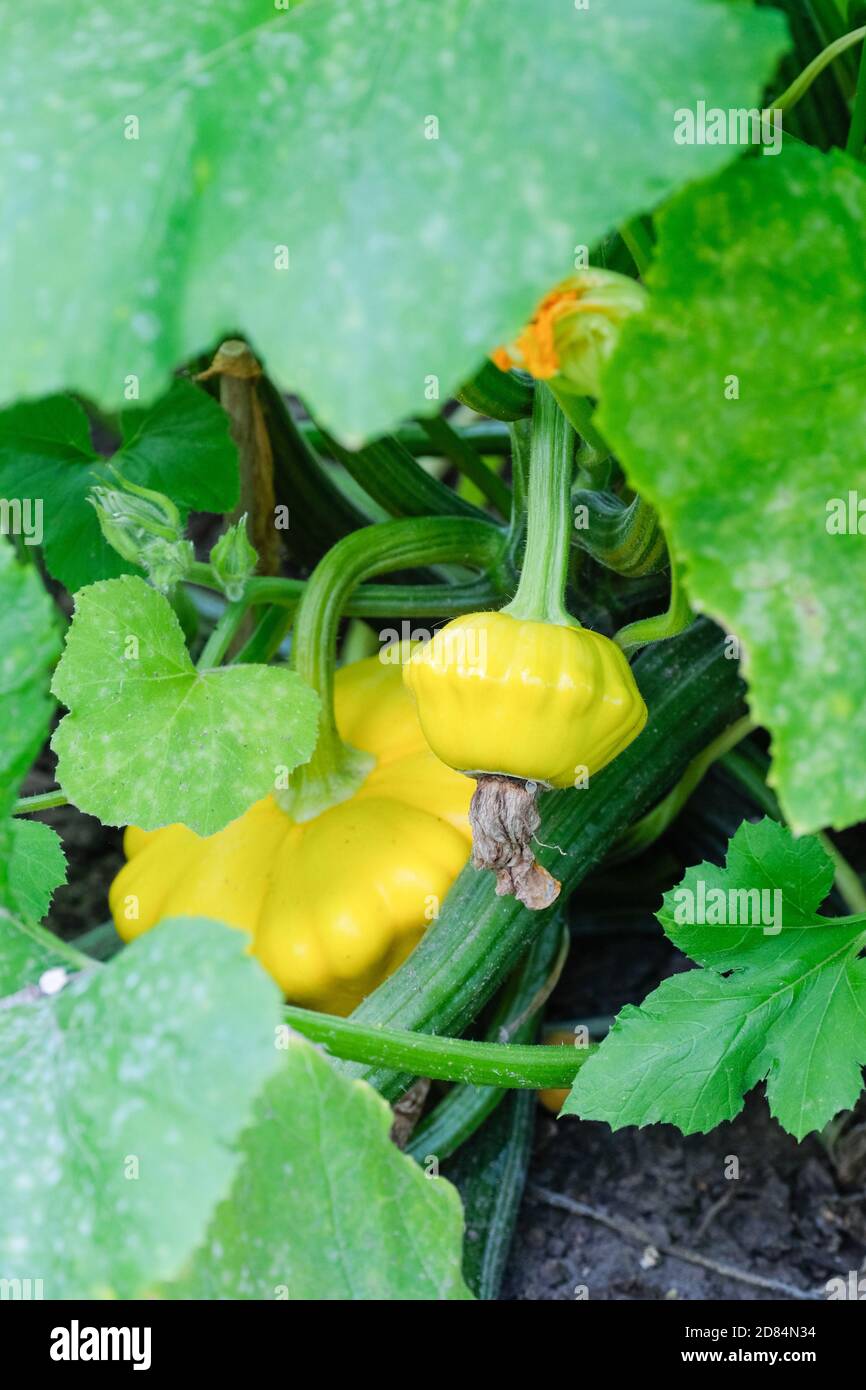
110, 656, 472, 1015
403, 610, 647, 789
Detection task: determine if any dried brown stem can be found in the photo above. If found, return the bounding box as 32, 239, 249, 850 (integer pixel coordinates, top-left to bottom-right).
469, 775, 561, 911
198, 338, 280, 576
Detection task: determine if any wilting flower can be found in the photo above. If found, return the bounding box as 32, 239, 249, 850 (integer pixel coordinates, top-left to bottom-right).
491, 268, 646, 398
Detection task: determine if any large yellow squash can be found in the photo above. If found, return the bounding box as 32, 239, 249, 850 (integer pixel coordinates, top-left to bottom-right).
110, 656, 472, 1015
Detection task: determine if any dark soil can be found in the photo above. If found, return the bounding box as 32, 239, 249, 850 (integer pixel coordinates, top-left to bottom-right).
501, 921, 866, 1301
25, 750, 866, 1303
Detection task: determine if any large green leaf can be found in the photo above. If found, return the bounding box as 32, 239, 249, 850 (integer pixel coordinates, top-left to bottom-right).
0, 918, 283, 1298
0, 540, 61, 905
599, 147, 866, 834
51, 576, 320, 834
564, 819, 866, 1139
171, 1034, 472, 1301
1, 0, 788, 442
0, 381, 238, 591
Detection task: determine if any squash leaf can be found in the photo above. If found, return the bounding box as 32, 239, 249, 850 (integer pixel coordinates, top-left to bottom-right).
0, 541, 60, 817
5, 820, 67, 923
0, 912, 73, 996
0, 0, 788, 442
51, 576, 319, 834
0, 380, 238, 591
0, 918, 284, 1298
169, 1033, 472, 1301
564, 819, 866, 1139
599, 147, 866, 834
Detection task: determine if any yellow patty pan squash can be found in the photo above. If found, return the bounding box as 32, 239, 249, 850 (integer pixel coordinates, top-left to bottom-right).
110, 656, 473, 1015
403, 610, 647, 789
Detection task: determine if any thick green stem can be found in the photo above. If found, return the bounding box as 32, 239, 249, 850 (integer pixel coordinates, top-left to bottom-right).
13, 789, 69, 816
503, 384, 577, 627
283, 1005, 589, 1088
188, 550, 515, 670
407, 912, 566, 1162
503, 418, 530, 576
282, 517, 507, 820
547, 382, 611, 459
188, 562, 509, 622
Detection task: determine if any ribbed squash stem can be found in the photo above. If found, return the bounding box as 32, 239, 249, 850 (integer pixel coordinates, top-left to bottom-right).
280, 516, 508, 821
572, 489, 668, 577
501, 383, 578, 628
189, 561, 509, 619
186, 562, 512, 667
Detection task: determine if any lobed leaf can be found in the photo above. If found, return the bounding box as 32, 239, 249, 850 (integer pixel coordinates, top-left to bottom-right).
565, 820, 866, 1139
51, 575, 320, 834
5, 820, 67, 923
0, 381, 238, 591
0, 541, 61, 815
